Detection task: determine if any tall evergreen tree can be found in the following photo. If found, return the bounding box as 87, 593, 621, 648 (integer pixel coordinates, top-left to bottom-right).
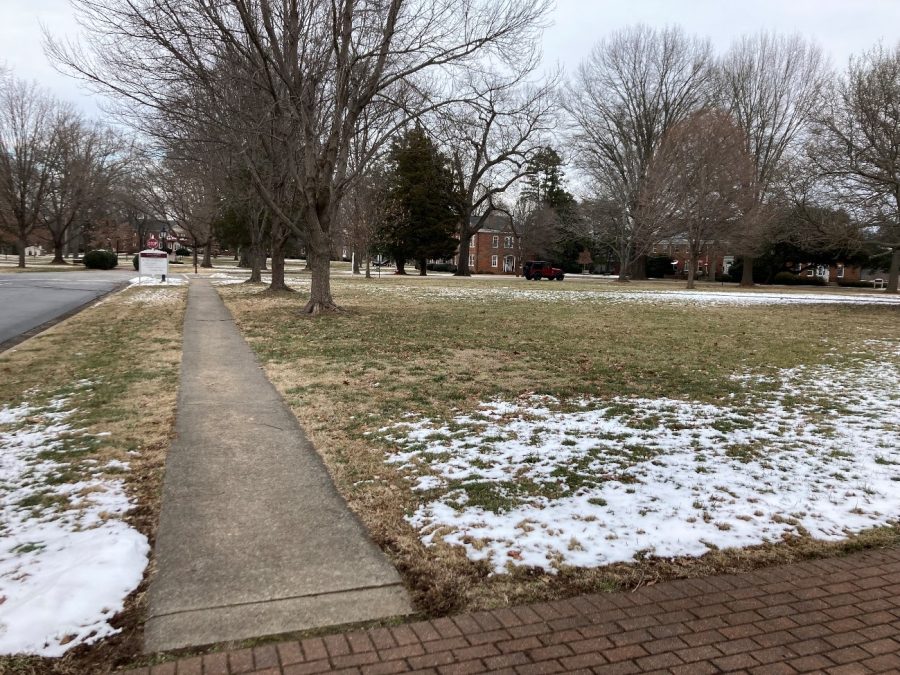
521, 147, 576, 216
378, 125, 459, 275
519, 146, 582, 266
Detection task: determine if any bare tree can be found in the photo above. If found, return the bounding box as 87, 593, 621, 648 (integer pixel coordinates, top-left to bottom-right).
565, 25, 714, 281
515, 201, 562, 261
49, 0, 551, 313
718, 32, 828, 286
436, 69, 557, 276
642, 109, 756, 288
340, 166, 394, 278
110, 146, 167, 253
0, 75, 63, 267
42, 113, 129, 263
156, 158, 218, 270
813, 43, 900, 293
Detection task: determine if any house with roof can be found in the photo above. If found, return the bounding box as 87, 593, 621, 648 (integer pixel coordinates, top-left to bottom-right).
455, 213, 522, 275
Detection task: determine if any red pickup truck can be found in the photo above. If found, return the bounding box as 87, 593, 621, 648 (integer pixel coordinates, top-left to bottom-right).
523, 260, 565, 281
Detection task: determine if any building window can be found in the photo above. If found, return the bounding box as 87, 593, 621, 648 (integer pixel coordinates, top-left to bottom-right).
469, 238, 475, 248
504, 236, 512, 248
491, 255, 498, 268
492, 235, 499, 248
837, 264, 845, 279
468, 254, 475, 267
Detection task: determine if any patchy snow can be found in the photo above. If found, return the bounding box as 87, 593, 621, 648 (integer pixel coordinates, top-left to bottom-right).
121, 287, 183, 305
356, 282, 900, 307
0, 394, 149, 656
211, 272, 312, 287
128, 275, 187, 286
379, 346, 900, 573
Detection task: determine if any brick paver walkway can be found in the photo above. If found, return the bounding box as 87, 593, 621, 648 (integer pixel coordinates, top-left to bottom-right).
127, 547, 900, 674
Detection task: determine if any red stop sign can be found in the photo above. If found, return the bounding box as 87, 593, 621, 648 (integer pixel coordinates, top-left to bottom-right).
147, 237, 159, 249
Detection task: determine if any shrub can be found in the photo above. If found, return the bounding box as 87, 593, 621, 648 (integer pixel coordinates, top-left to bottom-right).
774, 271, 827, 286
838, 279, 876, 288
773, 271, 799, 284
426, 262, 457, 272
132, 254, 139, 270
83, 249, 118, 270
175, 247, 192, 256
646, 255, 675, 278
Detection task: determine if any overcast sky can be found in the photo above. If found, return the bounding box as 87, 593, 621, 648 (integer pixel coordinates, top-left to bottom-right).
3, 0, 900, 117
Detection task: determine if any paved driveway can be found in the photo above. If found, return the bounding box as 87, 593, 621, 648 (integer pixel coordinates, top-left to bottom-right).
0, 270, 132, 346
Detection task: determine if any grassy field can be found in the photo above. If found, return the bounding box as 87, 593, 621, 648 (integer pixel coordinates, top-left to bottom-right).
0, 285, 186, 674
217, 273, 900, 615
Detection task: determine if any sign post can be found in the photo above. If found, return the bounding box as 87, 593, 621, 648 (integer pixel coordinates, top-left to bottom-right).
139, 249, 169, 283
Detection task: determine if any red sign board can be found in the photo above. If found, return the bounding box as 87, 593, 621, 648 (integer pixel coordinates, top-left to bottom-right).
147, 236, 159, 249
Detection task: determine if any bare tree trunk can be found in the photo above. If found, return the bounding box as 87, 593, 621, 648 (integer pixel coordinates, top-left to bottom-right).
418, 258, 427, 276
51, 233, 67, 264
395, 259, 407, 275
17, 237, 26, 268
192, 239, 199, 271
887, 246, 899, 294
616, 241, 630, 282
708, 246, 719, 283
201, 239, 213, 268
686, 249, 696, 289
269, 235, 290, 292
365, 253, 371, 278
741, 256, 754, 287
246, 241, 263, 283
238, 246, 251, 268
352, 248, 361, 274
302, 225, 339, 314
454, 230, 472, 276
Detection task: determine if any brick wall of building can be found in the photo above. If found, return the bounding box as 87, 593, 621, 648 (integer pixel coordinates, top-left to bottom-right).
468, 230, 520, 274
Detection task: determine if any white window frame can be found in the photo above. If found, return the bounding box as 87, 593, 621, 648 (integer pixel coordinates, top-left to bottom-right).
504, 236, 512, 248
837, 264, 845, 279
469, 237, 476, 248
491, 254, 498, 268
492, 235, 499, 248
468, 254, 475, 267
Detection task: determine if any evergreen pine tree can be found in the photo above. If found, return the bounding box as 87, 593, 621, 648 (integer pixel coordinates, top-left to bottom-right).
378, 125, 459, 275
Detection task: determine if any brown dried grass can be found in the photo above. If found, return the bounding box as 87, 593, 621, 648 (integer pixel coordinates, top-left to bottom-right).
0, 285, 186, 675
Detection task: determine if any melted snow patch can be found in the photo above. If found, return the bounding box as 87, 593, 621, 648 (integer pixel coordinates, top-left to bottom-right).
209, 272, 246, 285
129, 275, 187, 286
359, 283, 900, 307
0, 396, 149, 656
381, 351, 900, 573
121, 287, 183, 305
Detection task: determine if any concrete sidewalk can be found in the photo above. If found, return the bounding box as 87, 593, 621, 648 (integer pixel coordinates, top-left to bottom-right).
144, 279, 411, 652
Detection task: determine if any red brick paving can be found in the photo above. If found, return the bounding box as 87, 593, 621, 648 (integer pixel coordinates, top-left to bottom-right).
126, 547, 900, 674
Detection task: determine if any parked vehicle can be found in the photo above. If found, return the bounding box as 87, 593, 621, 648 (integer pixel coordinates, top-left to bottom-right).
523, 260, 565, 281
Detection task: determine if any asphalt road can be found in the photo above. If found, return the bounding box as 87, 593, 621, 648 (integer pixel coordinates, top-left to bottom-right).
0, 270, 133, 347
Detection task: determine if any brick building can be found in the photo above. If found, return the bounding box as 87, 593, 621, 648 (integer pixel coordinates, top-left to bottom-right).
652, 238, 863, 282
456, 215, 522, 275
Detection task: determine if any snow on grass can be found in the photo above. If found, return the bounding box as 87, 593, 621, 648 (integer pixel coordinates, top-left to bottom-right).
355, 282, 900, 307
0, 386, 149, 656
128, 275, 187, 286
379, 345, 900, 573
212, 273, 311, 287
209, 272, 246, 285
121, 287, 184, 306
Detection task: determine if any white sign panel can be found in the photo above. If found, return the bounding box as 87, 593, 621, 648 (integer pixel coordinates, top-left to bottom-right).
139, 249, 169, 277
